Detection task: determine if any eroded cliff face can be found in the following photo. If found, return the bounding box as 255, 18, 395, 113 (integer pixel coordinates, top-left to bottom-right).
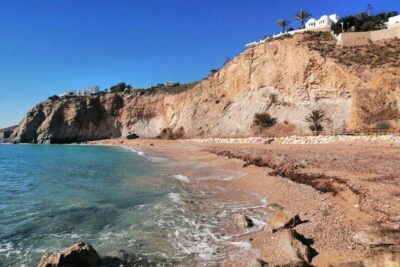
12, 94, 123, 143
11, 33, 400, 143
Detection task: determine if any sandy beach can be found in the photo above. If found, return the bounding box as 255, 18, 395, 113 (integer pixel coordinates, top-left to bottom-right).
91, 138, 400, 266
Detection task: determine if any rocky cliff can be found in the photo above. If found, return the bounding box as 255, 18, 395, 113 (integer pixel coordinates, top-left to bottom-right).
11, 32, 400, 143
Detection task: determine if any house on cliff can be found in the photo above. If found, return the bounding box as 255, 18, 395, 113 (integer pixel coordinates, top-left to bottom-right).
387, 15, 400, 28
60, 86, 99, 97
246, 13, 339, 48
60, 90, 78, 97
305, 14, 339, 30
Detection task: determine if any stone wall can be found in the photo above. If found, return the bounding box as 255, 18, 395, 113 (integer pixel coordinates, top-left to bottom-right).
337, 26, 400, 47
337, 32, 371, 46
371, 26, 400, 42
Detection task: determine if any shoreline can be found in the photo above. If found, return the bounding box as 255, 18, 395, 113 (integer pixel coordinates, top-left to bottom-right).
99, 139, 271, 265
90, 138, 400, 266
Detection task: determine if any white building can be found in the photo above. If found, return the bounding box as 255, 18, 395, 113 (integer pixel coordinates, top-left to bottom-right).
164, 81, 175, 86
79, 86, 99, 96
387, 15, 400, 28
60, 85, 99, 97
60, 90, 78, 97
245, 41, 258, 48
305, 14, 339, 30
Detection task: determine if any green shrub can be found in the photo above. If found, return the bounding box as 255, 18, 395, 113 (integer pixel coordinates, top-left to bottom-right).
331, 11, 398, 35
253, 113, 277, 128
269, 94, 278, 104
110, 82, 128, 93
48, 95, 60, 101
158, 127, 185, 140
375, 121, 391, 131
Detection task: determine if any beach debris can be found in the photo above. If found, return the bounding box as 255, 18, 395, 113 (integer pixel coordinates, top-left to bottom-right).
234, 213, 254, 228
269, 210, 303, 232
38, 242, 100, 267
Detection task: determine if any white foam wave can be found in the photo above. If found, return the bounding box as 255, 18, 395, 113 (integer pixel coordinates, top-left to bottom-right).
121, 147, 147, 157
168, 193, 182, 203
172, 174, 190, 183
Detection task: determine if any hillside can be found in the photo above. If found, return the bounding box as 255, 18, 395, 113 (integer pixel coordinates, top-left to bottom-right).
0, 125, 18, 140
11, 32, 400, 143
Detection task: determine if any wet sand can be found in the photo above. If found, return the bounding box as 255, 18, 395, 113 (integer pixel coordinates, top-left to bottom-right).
91, 138, 400, 266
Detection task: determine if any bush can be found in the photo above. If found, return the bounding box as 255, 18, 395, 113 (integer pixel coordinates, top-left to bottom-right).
375, 121, 391, 131
135, 81, 198, 95
158, 127, 185, 140
253, 113, 277, 128
269, 94, 278, 104
48, 95, 60, 101
126, 132, 139, 139
331, 11, 398, 35
209, 69, 218, 75
110, 82, 129, 93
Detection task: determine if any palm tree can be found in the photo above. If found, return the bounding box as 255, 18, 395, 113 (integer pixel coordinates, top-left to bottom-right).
295, 10, 311, 28
278, 19, 290, 33
305, 110, 325, 135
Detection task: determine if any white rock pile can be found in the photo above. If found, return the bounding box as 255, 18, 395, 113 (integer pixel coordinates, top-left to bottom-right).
190, 137, 273, 144
189, 135, 400, 145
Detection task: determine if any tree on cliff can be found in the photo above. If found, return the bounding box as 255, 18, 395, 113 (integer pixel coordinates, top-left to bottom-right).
305, 110, 325, 136
295, 10, 311, 28
278, 19, 290, 32
331, 11, 398, 35
110, 82, 132, 93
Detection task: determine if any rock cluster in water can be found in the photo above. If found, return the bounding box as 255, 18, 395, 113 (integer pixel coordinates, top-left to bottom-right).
37, 242, 172, 267
38, 242, 100, 267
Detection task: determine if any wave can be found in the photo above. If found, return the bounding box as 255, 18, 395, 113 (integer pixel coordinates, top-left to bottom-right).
122, 147, 146, 157
171, 174, 190, 183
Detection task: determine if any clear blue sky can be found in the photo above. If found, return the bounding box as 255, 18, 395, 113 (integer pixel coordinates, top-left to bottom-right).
0, 0, 398, 128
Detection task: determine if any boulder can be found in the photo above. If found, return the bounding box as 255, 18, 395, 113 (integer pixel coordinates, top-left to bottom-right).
126, 132, 139, 139
234, 214, 254, 228
353, 230, 396, 246
101, 250, 136, 267
262, 229, 317, 266
101, 250, 171, 267
247, 258, 268, 267
38, 242, 100, 267
269, 210, 303, 232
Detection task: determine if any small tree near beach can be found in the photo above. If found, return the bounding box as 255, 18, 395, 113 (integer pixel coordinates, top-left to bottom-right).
278, 19, 290, 32
295, 10, 311, 28
305, 110, 325, 135
253, 113, 277, 129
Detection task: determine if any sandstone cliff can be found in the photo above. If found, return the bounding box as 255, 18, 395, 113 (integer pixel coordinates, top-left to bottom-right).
11, 32, 400, 143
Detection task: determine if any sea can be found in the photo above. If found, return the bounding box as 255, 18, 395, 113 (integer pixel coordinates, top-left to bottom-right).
0, 144, 269, 266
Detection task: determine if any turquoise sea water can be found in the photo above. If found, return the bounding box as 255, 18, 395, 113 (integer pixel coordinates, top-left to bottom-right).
0, 144, 194, 266
0, 143, 270, 267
